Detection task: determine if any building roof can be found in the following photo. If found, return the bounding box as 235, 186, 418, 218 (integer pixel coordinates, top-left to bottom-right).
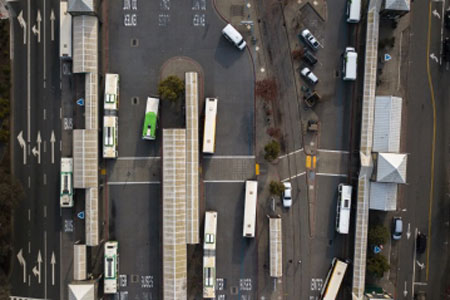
369, 182, 398, 211
73, 15, 98, 73
373, 96, 402, 152
68, 282, 96, 300
384, 0, 410, 11
375, 152, 407, 183
68, 0, 95, 13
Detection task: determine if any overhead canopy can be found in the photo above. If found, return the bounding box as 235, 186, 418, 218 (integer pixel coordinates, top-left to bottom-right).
269, 218, 282, 278
375, 152, 407, 184
384, 0, 410, 11
373, 96, 402, 153
73, 15, 98, 73
68, 281, 97, 300
369, 182, 398, 211
68, 0, 95, 14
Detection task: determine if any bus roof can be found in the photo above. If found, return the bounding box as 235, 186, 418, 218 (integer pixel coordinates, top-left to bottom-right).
203, 98, 218, 154
347, 0, 361, 23
142, 97, 159, 140
243, 181, 258, 238
322, 258, 348, 300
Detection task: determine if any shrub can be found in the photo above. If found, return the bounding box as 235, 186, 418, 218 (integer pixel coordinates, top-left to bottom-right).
158, 75, 185, 103
367, 254, 390, 278
368, 225, 389, 247
291, 48, 305, 60
269, 181, 285, 197
256, 78, 278, 102
264, 140, 280, 162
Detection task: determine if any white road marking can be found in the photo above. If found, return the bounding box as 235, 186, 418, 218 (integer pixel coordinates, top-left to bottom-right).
17, 131, 27, 164
281, 171, 306, 182
117, 156, 161, 160
28, 242, 30, 253
107, 181, 161, 185
28, 176, 31, 188
204, 155, 256, 159
43, 173, 47, 185
316, 172, 347, 177
28, 209, 30, 221
317, 149, 350, 154
27, 0, 31, 142
44, 205, 47, 218
16, 249, 26, 283
204, 180, 247, 183
279, 148, 304, 159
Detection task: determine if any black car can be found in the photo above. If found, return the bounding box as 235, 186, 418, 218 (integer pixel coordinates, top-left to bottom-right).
444, 37, 450, 62
303, 50, 318, 66
416, 232, 427, 254
445, 9, 450, 29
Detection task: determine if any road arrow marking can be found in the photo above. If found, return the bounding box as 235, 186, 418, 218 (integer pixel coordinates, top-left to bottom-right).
17, 131, 27, 165
35, 10, 42, 43
50, 131, 55, 164
33, 131, 42, 164
16, 249, 26, 283
407, 223, 411, 240
34, 250, 42, 283
51, 252, 56, 286
433, 9, 440, 19
50, 10, 55, 41
17, 10, 27, 44
403, 281, 408, 297
430, 53, 439, 63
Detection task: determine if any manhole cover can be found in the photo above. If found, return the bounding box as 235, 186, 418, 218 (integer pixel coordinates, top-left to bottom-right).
131, 274, 139, 283
131, 38, 139, 47
132, 97, 139, 105
230, 286, 238, 295
230, 5, 244, 17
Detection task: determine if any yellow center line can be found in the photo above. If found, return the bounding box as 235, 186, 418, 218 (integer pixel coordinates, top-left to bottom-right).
425, 0, 437, 281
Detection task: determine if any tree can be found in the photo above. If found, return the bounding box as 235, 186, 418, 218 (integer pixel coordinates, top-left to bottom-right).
367, 254, 390, 278
269, 181, 285, 197
264, 140, 280, 162
368, 225, 389, 247
158, 75, 185, 103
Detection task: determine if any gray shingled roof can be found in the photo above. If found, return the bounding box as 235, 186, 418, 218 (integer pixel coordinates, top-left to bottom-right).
68, 0, 94, 13
385, 0, 410, 11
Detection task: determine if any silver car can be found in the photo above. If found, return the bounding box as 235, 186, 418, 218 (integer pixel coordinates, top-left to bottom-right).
282, 182, 292, 208
301, 29, 320, 50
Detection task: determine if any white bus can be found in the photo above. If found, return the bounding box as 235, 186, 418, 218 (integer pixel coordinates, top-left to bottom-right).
60, 158, 73, 208
203, 211, 217, 298
104, 74, 120, 111
202, 98, 218, 154
103, 116, 118, 159
346, 0, 361, 23
342, 47, 357, 81
104, 241, 119, 294
59, 1, 72, 58
321, 258, 348, 300
336, 184, 352, 234
243, 180, 258, 238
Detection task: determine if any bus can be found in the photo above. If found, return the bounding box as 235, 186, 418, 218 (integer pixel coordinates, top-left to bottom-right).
203, 211, 217, 298
59, 1, 72, 59
104, 74, 119, 111
202, 98, 218, 154
342, 47, 357, 81
60, 158, 73, 208
321, 258, 348, 300
336, 184, 352, 234
243, 180, 258, 238
103, 116, 118, 159
104, 241, 119, 294
346, 0, 361, 23
142, 97, 159, 140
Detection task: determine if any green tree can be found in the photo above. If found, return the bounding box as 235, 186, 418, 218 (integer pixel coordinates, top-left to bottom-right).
269, 181, 285, 197
368, 225, 389, 246
367, 254, 390, 278
158, 75, 185, 103
264, 140, 280, 162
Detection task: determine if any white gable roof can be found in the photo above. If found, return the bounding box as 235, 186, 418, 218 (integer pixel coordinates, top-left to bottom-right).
376, 152, 407, 183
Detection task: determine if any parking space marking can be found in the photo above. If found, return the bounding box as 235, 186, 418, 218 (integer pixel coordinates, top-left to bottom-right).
281, 171, 306, 182
316, 172, 347, 177
317, 149, 349, 154
279, 148, 304, 159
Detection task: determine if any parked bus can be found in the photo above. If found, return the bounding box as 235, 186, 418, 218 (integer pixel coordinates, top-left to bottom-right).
203, 211, 217, 298
104, 241, 119, 294
104, 74, 119, 111
142, 97, 159, 140
346, 0, 361, 23
103, 116, 118, 159
321, 258, 348, 300
202, 98, 218, 154
243, 181, 258, 238
60, 157, 73, 208
336, 184, 352, 234
59, 1, 72, 59
342, 47, 357, 81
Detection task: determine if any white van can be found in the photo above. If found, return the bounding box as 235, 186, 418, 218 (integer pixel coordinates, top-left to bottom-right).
346, 0, 361, 23
222, 24, 246, 50
342, 47, 357, 81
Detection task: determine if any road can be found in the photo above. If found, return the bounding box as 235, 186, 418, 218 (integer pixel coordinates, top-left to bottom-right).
256, 0, 356, 298
106, 0, 255, 299
8, 0, 62, 299
395, 0, 450, 298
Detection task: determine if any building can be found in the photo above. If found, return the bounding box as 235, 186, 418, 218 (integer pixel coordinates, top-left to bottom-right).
0, 0, 10, 19
380, 0, 410, 19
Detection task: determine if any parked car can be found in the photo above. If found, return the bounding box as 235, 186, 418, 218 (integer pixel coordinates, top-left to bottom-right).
282, 182, 292, 208
443, 37, 450, 61
392, 217, 403, 240
416, 232, 427, 254
300, 29, 320, 50
302, 50, 318, 66
300, 67, 319, 85
445, 9, 450, 29
222, 24, 246, 50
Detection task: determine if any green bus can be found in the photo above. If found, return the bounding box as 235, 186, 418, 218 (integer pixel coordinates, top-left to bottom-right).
142, 97, 159, 140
